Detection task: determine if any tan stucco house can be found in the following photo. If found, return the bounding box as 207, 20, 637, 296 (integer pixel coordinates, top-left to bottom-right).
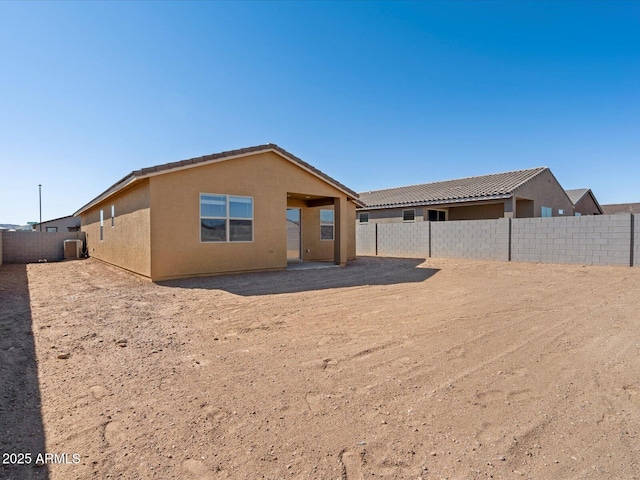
357, 167, 576, 224
74, 144, 362, 281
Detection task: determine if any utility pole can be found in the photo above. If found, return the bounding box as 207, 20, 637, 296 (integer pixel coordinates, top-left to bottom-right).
39, 184, 42, 231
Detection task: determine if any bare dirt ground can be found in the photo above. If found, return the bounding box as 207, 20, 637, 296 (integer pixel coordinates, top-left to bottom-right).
2, 256, 640, 480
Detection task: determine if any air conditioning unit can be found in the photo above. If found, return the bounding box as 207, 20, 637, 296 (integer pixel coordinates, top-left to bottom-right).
64, 239, 82, 259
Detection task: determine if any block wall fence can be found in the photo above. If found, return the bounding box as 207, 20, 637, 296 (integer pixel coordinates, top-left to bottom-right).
356, 213, 637, 267
1, 231, 86, 264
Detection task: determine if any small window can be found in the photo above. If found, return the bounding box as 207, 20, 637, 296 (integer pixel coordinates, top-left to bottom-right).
541, 206, 552, 217
200, 194, 253, 242
46, 227, 57, 233
111, 205, 115, 227
558, 209, 564, 215
428, 209, 446, 222
575, 212, 582, 217
403, 209, 415, 222
320, 209, 334, 240
100, 210, 104, 240
359, 212, 369, 224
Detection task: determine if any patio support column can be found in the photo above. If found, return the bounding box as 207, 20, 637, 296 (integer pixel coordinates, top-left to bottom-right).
333, 197, 348, 266
504, 197, 515, 219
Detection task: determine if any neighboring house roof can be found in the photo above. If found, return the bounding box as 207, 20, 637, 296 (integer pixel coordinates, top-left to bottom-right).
74, 144, 363, 216
565, 188, 603, 214
358, 167, 548, 209
565, 188, 589, 204
601, 203, 640, 214
34, 214, 80, 226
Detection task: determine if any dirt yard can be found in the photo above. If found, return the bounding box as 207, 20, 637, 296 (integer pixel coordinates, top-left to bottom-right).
1, 256, 640, 480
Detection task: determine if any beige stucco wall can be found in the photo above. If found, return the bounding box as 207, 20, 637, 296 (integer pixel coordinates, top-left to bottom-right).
147, 151, 356, 280
448, 202, 505, 220
81, 180, 151, 278
514, 169, 575, 217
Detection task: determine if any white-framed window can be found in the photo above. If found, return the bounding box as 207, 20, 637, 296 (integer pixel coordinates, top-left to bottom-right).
100, 210, 104, 240
200, 194, 253, 242
558, 209, 564, 215
111, 205, 115, 227
46, 227, 57, 232
541, 206, 552, 217
403, 209, 416, 222
320, 209, 334, 240
359, 212, 369, 224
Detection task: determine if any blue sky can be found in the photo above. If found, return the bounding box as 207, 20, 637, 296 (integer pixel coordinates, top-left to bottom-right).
1, 1, 638, 224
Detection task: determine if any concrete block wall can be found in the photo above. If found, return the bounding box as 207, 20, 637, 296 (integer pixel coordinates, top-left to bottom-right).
511, 214, 632, 266
356, 223, 377, 256
2, 231, 86, 264
431, 218, 510, 261
377, 221, 429, 258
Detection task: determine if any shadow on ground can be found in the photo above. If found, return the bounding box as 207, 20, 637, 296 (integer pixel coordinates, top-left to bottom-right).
0, 265, 49, 480
160, 256, 438, 296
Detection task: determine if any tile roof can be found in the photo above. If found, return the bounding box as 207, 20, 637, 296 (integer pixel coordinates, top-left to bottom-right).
75, 144, 362, 215
565, 188, 590, 204
601, 203, 640, 214
358, 167, 548, 209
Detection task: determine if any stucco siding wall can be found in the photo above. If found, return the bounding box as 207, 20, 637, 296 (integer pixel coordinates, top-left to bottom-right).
514, 169, 575, 217
358, 207, 425, 224
376, 222, 429, 258
81, 180, 151, 277
448, 203, 504, 221
512, 214, 631, 266
149, 151, 357, 280
2, 231, 86, 263
0, 230, 3, 265
574, 194, 602, 216
431, 219, 509, 261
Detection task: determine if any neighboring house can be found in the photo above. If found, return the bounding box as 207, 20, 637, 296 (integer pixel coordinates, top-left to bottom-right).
74, 144, 362, 281
565, 189, 603, 216
601, 203, 640, 215
357, 167, 575, 223
33, 215, 81, 232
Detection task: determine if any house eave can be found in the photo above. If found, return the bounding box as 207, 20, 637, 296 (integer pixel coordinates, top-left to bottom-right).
357, 193, 513, 211
73, 174, 138, 217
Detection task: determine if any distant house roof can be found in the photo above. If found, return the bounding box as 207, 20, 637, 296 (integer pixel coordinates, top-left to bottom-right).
34, 214, 80, 226
74, 144, 363, 216
358, 167, 548, 209
601, 203, 640, 214
565, 188, 590, 204
565, 188, 603, 214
